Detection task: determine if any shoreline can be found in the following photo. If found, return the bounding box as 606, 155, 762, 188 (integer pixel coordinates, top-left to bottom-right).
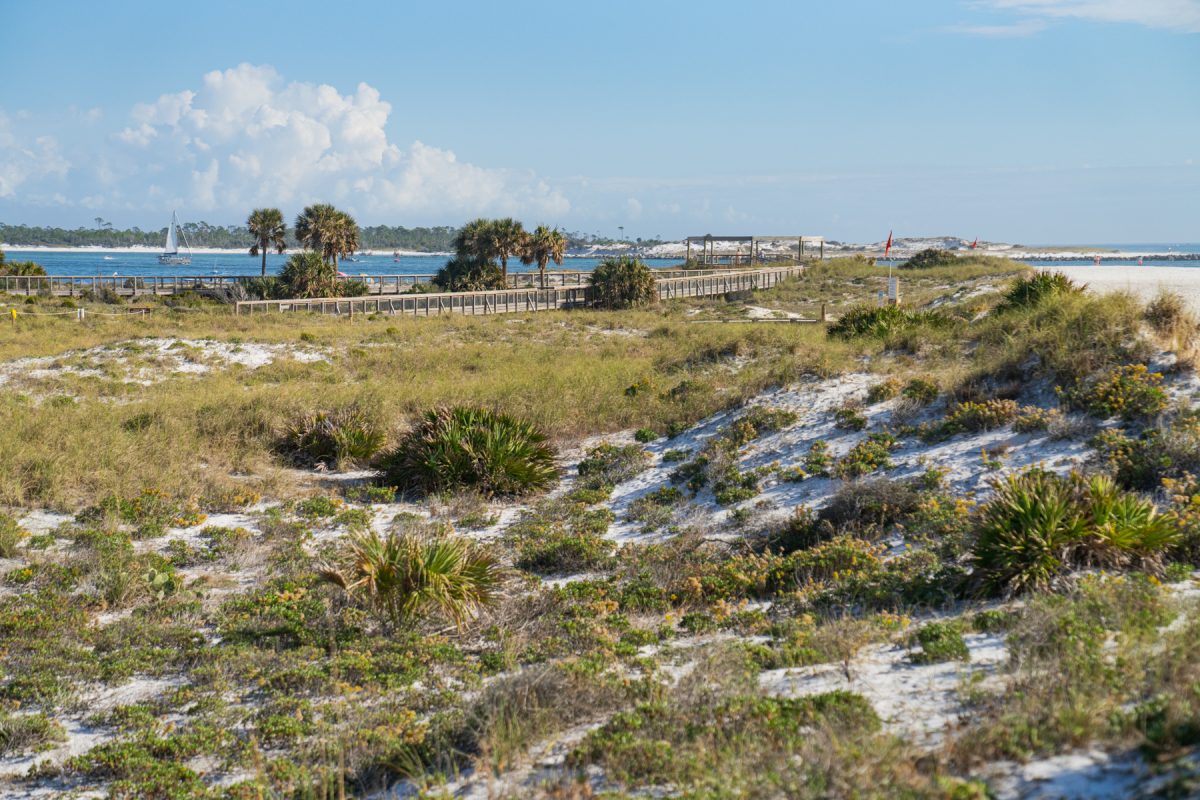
5, 243, 1198, 264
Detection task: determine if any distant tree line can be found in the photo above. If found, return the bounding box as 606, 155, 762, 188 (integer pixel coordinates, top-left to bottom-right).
0, 220, 656, 252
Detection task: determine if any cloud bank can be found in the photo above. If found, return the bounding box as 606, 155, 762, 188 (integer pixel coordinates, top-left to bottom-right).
955, 0, 1200, 35
3, 63, 569, 222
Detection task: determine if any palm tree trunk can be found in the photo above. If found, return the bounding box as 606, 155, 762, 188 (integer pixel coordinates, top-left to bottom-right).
261, 242, 267, 277
501, 256, 508, 285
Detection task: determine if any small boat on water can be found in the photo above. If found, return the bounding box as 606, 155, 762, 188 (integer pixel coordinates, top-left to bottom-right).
158, 210, 192, 265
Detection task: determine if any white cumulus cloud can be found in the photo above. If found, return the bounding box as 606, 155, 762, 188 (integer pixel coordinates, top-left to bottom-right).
0, 113, 70, 199
24, 63, 569, 221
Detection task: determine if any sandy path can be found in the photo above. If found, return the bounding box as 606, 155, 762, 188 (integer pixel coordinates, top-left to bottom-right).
1039, 265, 1200, 310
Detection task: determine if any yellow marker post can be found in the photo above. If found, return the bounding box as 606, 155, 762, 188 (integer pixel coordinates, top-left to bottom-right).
9, 308, 15, 327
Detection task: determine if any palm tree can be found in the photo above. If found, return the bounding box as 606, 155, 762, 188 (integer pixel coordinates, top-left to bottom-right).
319, 528, 502, 629
247, 208, 287, 277
453, 218, 497, 262
520, 225, 567, 289
295, 204, 360, 270
279, 251, 339, 298
489, 218, 527, 284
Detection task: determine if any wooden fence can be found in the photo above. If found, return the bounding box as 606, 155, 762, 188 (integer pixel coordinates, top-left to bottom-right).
0, 267, 786, 298
233, 266, 804, 317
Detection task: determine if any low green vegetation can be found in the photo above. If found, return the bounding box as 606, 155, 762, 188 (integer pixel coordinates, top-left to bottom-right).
971, 469, 1178, 595
4, 253, 1200, 797
378, 406, 557, 497
589, 255, 658, 309
319, 527, 501, 628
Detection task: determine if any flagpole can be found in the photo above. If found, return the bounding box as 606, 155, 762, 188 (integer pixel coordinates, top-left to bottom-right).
885, 230, 894, 306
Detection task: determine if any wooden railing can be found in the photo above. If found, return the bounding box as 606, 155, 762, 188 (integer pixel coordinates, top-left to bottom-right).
0, 267, 779, 297
233, 266, 804, 316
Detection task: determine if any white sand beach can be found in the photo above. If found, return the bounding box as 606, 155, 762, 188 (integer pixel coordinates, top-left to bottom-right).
1038, 264, 1200, 311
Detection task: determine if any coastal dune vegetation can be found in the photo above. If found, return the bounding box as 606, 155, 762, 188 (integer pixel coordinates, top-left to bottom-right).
5, 253, 1200, 797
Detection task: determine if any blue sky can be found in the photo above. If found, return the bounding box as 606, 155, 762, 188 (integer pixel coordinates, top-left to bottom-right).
1, 0, 1197, 243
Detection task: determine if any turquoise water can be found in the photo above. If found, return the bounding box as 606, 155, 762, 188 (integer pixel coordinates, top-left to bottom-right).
7, 244, 1199, 277
3, 251, 684, 277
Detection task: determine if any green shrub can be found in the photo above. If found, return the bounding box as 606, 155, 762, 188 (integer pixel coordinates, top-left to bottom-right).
902, 378, 939, 405
833, 405, 868, 431
804, 440, 833, 477
516, 529, 616, 575
319, 529, 501, 629
662, 448, 690, 463
0, 260, 47, 277
939, 399, 1019, 436
827, 304, 951, 340
378, 406, 557, 497
866, 379, 901, 403
279, 403, 386, 469
972, 470, 1087, 595
577, 443, 650, 491
1064, 363, 1167, 421
0, 710, 66, 756
0, 513, 26, 557
1012, 406, 1064, 434
833, 433, 898, 479
434, 255, 504, 291
345, 484, 398, 504
633, 428, 658, 443
589, 256, 657, 310
627, 487, 684, 532
971, 609, 1018, 633
901, 248, 958, 269
279, 251, 339, 298
1144, 290, 1196, 344
711, 463, 770, 506
971, 469, 1179, 595
908, 621, 969, 664
997, 271, 1083, 311
241, 276, 285, 300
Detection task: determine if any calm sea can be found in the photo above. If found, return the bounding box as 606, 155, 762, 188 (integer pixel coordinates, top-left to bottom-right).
5, 244, 1199, 277
2, 251, 684, 278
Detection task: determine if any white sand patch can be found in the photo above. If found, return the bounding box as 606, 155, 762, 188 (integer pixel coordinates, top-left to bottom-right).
16, 510, 74, 536
596, 373, 1091, 542
983, 749, 1147, 800
0, 676, 184, 778
759, 632, 1007, 748
0, 337, 326, 394
1039, 265, 1200, 313
745, 305, 804, 320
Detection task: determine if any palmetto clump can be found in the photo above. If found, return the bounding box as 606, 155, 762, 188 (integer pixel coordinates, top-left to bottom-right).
280, 403, 387, 469
319, 529, 502, 629
972, 469, 1178, 596
378, 406, 557, 497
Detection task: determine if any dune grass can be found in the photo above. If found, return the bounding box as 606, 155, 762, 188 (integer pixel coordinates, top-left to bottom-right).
0, 305, 849, 509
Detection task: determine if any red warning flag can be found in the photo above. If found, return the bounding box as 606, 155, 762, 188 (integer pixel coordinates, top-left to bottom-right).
884, 231, 893, 258
971, 238, 978, 250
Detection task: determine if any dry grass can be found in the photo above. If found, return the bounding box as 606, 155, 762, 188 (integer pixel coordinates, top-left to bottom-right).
0, 306, 848, 509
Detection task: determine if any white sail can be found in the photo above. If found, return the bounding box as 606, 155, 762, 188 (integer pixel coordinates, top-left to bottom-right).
164, 211, 179, 254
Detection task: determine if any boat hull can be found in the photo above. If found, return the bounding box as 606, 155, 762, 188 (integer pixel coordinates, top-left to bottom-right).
158, 255, 192, 265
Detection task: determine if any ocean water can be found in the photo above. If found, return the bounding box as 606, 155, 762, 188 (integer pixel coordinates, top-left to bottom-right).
3, 251, 684, 278
7, 244, 1199, 277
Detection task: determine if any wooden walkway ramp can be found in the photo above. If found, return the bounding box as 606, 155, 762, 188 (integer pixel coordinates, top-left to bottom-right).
2, 267, 764, 298
232, 266, 804, 317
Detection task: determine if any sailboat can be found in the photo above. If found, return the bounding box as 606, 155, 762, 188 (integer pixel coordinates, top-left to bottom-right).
158, 210, 192, 265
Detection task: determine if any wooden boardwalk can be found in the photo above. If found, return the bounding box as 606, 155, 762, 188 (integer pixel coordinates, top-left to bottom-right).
233, 266, 804, 317
1, 267, 768, 298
